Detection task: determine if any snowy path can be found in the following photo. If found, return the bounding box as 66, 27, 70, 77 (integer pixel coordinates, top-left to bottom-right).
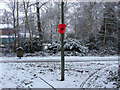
82, 64, 118, 88
80, 64, 114, 88
0, 56, 119, 63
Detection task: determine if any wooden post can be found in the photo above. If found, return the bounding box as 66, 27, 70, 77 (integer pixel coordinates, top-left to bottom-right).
60, 1, 65, 81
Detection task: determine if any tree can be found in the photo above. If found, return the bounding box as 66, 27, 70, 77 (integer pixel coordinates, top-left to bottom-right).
5, 0, 17, 51
13, 0, 16, 52
23, 0, 33, 52
36, 1, 43, 50
36, 1, 47, 50
65, 2, 104, 41
17, 0, 20, 47
88, 2, 95, 41
100, 2, 118, 43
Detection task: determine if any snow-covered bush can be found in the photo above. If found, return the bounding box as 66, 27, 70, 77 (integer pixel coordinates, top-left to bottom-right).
86, 34, 118, 56
47, 38, 88, 54
21, 37, 42, 53
48, 41, 61, 51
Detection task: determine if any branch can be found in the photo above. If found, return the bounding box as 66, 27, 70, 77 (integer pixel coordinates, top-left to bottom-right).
27, 2, 38, 8
27, 2, 48, 9
27, 0, 30, 8
39, 2, 48, 9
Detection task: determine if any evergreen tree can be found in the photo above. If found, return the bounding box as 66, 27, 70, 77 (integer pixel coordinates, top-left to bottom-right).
100, 2, 118, 43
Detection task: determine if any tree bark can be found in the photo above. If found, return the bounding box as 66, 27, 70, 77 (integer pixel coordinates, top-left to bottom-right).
23, 0, 33, 52
36, 1, 43, 50
17, 0, 20, 48
51, 24, 53, 44
103, 18, 107, 43
88, 2, 95, 42
13, 0, 16, 52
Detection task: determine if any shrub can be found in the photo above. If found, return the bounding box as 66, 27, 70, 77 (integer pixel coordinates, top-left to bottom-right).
47, 38, 88, 54
21, 37, 42, 53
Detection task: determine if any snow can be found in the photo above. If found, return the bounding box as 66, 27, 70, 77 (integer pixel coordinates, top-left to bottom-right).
0, 56, 119, 88
83, 65, 118, 88
0, 60, 118, 88
0, 56, 119, 62
20, 33, 30, 38
0, 24, 13, 28
17, 47, 24, 50
0, 35, 14, 38
20, 33, 37, 38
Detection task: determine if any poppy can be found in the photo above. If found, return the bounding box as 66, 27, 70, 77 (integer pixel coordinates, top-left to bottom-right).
58, 24, 66, 34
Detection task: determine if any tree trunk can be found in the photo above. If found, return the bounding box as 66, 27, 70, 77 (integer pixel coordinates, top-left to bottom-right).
30, 6, 34, 37
88, 2, 94, 42
24, 21, 27, 40
118, 2, 120, 86
13, 0, 16, 52
103, 18, 107, 43
7, 18, 11, 48
51, 24, 52, 44
23, 0, 33, 52
36, 1, 43, 50
95, 2, 98, 33
17, 0, 20, 48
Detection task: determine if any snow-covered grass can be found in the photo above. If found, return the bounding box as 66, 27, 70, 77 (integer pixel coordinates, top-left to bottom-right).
0, 59, 118, 88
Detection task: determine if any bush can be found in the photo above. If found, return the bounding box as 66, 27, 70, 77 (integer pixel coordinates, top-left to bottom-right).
85, 34, 118, 56
21, 37, 42, 53
47, 38, 88, 54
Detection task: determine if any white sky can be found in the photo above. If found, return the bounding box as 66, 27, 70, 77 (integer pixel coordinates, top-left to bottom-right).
0, 0, 119, 10
0, 3, 6, 16
0, 2, 11, 11
0, 3, 6, 9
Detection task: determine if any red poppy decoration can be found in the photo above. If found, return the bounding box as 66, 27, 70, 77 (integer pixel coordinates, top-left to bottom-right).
58, 24, 66, 34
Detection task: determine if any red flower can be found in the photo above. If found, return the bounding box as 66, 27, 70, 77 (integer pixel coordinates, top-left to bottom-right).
58, 24, 66, 34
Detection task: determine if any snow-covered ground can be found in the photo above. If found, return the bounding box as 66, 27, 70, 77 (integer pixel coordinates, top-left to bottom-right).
0, 56, 119, 88
0, 56, 119, 62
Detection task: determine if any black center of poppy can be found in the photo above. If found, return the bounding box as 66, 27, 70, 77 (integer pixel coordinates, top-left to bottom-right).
61, 28, 64, 30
